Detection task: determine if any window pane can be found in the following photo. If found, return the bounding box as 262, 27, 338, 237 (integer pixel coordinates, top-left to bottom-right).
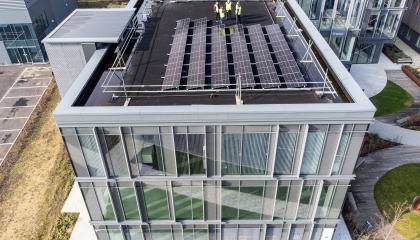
191, 186, 204, 220
239, 187, 263, 219
241, 133, 268, 175
142, 184, 170, 220
174, 134, 189, 175
133, 135, 164, 175
274, 186, 289, 219
222, 187, 239, 219
184, 229, 194, 240
119, 187, 140, 220
332, 132, 351, 174
151, 229, 172, 240
108, 230, 124, 240
195, 229, 208, 240
316, 186, 335, 218
275, 131, 297, 175
301, 130, 326, 175
173, 186, 192, 220
129, 229, 144, 240
79, 135, 105, 177
104, 135, 129, 177
188, 134, 205, 175
297, 186, 315, 219
95, 187, 116, 220
221, 134, 241, 175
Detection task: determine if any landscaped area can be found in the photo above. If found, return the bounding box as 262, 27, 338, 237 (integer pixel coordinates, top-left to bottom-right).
374, 164, 420, 239
369, 80, 414, 117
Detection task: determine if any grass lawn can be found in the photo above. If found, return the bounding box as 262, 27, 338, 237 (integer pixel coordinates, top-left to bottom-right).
369, 80, 414, 117
0, 81, 76, 240
374, 164, 420, 239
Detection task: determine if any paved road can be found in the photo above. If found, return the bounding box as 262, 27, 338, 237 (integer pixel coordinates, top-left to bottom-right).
0, 65, 27, 99
0, 66, 52, 165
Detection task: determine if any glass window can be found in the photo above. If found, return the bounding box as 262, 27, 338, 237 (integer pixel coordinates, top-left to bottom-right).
315, 186, 335, 218
241, 133, 269, 175
184, 229, 208, 240
172, 185, 204, 220
151, 228, 173, 240
222, 182, 264, 220
332, 132, 351, 174
174, 134, 205, 175
222, 134, 241, 175
301, 126, 327, 175
133, 135, 164, 175
406, 28, 413, 40
297, 186, 315, 219
416, 36, 420, 48
128, 228, 144, 240
274, 186, 289, 219
99, 131, 129, 177
108, 230, 124, 240
79, 135, 105, 177
95, 187, 116, 221
340, 37, 356, 61
119, 187, 140, 220
142, 183, 170, 220
352, 43, 377, 64
275, 127, 298, 175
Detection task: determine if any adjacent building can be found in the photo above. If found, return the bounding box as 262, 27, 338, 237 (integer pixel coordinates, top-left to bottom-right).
45, 0, 376, 239
0, 0, 77, 64
296, 0, 406, 68
398, 0, 420, 53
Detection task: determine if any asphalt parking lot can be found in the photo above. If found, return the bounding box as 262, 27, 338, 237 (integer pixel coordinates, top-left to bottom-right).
0, 65, 52, 164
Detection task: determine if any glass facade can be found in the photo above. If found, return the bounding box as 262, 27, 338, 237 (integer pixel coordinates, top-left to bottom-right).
0, 23, 46, 63
62, 123, 366, 239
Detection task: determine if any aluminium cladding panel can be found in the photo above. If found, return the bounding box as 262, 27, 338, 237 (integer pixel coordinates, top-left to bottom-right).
0, 0, 31, 25
49, 0, 78, 27
45, 42, 86, 97
0, 0, 26, 10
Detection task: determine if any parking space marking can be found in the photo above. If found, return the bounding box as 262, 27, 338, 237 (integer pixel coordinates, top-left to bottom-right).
0, 66, 52, 164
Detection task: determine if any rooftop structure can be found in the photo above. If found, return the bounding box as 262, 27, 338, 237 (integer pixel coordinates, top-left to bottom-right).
46, 0, 376, 239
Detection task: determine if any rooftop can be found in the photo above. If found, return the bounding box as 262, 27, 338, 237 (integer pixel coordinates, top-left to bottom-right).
42, 9, 136, 44
74, 1, 348, 107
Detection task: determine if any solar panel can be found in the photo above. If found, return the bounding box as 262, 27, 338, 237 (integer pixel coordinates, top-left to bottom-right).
211, 25, 229, 89
230, 24, 255, 88
187, 18, 207, 90
162, 18, 190, 90
247, 24, 281, 89
265, 24, 306, 88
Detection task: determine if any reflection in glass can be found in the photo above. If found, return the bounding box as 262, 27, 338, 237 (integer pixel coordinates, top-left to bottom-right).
79, 135, 105, 177
108, 230, 124, 240
332, 132, 351, 174
129, 229, 144, 240
95, 187, 116, 220
241, 133, 268, 175
151, 229, 173, 240
222, 187, 239, 219
174, 134, 205, 175
222, 134, 241, 175
301, 131, 326, 175
104, 135, 129, 177
133, 135, 164, 175
316, 186, 335, 218
297, 186, 315, 219
222, 186, 263, 220
142, 184, 170, 220
119, 188, 140, 220
274, 186, 289, 219
275, 131, 298, 175
172, 186, 204, 220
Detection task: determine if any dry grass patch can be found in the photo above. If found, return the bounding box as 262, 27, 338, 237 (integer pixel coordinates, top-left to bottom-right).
0, 81, 75, 240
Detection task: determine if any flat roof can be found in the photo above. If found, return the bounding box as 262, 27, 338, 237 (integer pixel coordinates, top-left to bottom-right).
77, 1, 346, 107
42, 9, 135, 43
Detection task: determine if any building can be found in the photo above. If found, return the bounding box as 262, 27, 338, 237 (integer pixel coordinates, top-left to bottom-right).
44, 0, 376, 239
398, 0, 420, 53
295, 0, 406, 68
0, 0, 77, 64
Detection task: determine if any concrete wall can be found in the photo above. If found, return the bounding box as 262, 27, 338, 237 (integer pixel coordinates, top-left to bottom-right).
0, 0, 31, 24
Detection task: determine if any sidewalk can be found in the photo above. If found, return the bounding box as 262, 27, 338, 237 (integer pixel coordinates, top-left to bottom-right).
394, 38, 420, 66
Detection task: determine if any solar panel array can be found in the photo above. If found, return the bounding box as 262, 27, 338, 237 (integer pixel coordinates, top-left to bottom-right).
230, 25, 255, 88
162, 19, 305, 91
247, 24, 281, 89
162, 18, 190, 90
211, 25, 229, 88
265, 24, 306, 88
187, 18, 207, 90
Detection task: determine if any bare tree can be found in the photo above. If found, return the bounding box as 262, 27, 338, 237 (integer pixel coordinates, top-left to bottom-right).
372, 201, 410, 240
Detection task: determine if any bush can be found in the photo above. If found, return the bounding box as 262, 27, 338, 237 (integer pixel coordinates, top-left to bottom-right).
360, 133, 399, 157
405, 65, 420, 79
401, 113, 420, 131
384, 44, 410, 60
48, 213, 79, 240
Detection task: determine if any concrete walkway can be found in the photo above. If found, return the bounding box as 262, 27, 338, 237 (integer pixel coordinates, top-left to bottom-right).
61, 184, 96, 240
369, 69, 420, 146
350, 145, 420, 239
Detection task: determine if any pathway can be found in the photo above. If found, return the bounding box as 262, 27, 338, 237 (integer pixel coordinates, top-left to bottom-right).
394, 38, 420, 66
350, 145, 420, 239
369, 69, 420, 146
0, 66, 52, 165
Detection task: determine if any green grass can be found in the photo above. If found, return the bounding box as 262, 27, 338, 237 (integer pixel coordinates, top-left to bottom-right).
369, 80, 414, 117
374, 164, 420, 238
